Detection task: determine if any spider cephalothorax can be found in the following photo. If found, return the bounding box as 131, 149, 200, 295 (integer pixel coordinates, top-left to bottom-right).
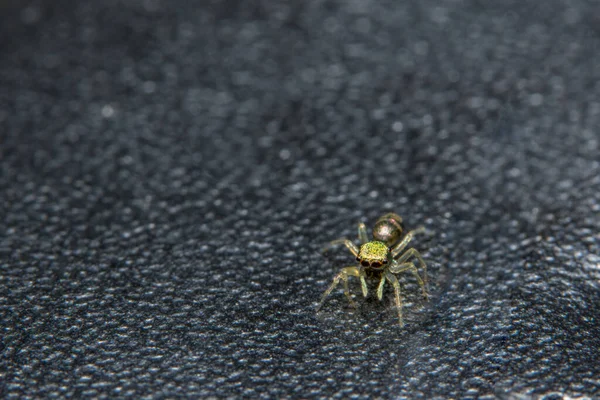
356, 241, 389, 269
317, 212, 429, 327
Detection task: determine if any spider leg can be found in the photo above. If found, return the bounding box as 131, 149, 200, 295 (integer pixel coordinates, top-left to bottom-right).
385, 271, 405, 327
376, 275, 386, 300
358, 222, 369, 244
317, 266, 366, 311
321, 238, 359, 258
390, 226, 425, 258
359, 268, 368, 298
390, 260, 429, 300
394, 247, 428, 289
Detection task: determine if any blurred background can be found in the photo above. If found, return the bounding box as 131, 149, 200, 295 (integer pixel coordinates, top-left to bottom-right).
1, 0, 599, 398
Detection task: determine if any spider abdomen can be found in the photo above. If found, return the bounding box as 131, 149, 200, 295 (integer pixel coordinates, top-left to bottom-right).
372, 213, 404, 246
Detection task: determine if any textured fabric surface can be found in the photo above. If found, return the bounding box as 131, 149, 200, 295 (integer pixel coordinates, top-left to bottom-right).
1, 1, 600, 398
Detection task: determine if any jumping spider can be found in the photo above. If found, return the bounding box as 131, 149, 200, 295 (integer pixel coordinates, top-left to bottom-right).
316, 213, 429, 327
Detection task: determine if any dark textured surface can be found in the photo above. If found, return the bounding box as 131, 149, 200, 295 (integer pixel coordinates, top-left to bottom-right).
1, 0, 600, 398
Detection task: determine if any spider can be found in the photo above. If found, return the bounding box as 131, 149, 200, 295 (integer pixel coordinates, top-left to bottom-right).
316, 213, 429, 327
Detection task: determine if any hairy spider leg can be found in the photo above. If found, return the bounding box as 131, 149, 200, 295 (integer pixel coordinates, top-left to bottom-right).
394, 248, 429, 291
376, 273, 387, 300
390, 260, 429, 299
321, 238, 359, 257
358, 222, 369, 244
384, 272, 405, 326
317, 266, 368, 311
390, 226, 425, 258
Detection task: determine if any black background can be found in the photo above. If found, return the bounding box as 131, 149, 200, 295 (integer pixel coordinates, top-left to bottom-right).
1, 0, 600, 398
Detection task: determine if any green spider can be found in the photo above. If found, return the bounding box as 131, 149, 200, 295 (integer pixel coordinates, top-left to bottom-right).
316, 213, 429, 327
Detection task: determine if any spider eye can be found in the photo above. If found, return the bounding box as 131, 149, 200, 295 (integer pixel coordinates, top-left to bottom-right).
372, 261, 382, 268
361, 260, 370, 267
356, 257, 360, 262
383, 259, 388, 264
